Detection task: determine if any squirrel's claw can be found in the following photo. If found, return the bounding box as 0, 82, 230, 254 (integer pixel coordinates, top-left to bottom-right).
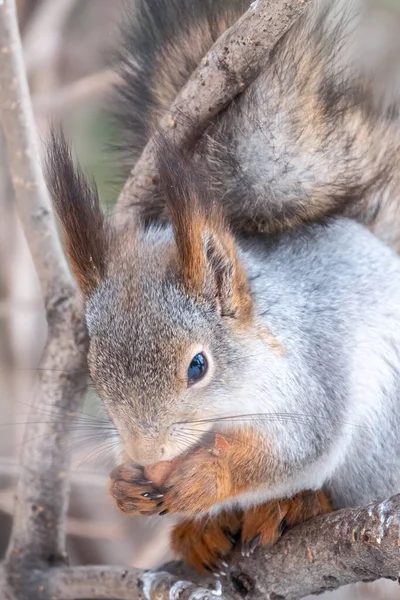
241, 502, 285, 555
241, 533, 261, 557
240, 491, 331, 555
109, 463, 164, 516
222, 527, 238, 545
141, 492, 164, 499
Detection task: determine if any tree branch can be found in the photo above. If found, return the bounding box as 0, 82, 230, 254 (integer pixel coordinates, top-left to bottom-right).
22, 0, 78, 75
0, 0, 71, 305
3, 493, 399, 600
0, 2, 88, 598
32, 69, 123, 116
115, 0, 313, 224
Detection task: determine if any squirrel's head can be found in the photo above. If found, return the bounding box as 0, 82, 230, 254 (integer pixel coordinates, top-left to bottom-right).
47, 132, 256, 465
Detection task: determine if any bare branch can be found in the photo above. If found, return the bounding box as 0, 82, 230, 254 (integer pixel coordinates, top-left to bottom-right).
4, 302, 87, 558
4, 493, 399, 600
0, 487, 123, 541
36, 565, 145, 600
115, 0, 313, 225
22, 0, 78, 75
0, 0, 72, 305
0, 3, 88, 598
56, 492, 400, 599
32, 69, 123, 116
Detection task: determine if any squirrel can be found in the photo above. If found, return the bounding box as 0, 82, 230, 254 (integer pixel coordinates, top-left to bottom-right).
46, 0, 400, 574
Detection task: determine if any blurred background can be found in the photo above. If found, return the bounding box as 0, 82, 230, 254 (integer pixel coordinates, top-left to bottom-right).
0, 1, 399, 599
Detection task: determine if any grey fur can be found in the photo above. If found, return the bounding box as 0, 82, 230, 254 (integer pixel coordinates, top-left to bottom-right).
203, 0, 400, 237
237, 220, 400, 509
86, 219, 400, 510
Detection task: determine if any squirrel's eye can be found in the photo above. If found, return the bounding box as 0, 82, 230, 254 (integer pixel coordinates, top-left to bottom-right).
187, 352, 208, 386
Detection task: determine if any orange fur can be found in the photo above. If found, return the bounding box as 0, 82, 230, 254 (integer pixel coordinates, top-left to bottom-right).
171, 510, 242, 573
160, 429, 272, 513
110, 432, 332, 573
110, 430, 271, 516
109, 464, 164, 516
171, 490, 332, 572
110, 433, 331, 517
162, 445, 233, 513
258, 326, 286, 357
157, 139, 253, 324
241, 490, 332, 553
171, 199, 207, 294
221, 232, 254, 325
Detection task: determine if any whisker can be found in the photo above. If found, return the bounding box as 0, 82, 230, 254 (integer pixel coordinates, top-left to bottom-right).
173, 437, 194, 454
180, 428, 264, 452
15, 368, 89, 375
14, 399, 111, 425
76, 438, 119, 470
177, 412, 373, 432
173, 432, 205, 448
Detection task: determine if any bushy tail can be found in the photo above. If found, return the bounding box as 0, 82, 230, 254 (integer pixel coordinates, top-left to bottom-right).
111, 0, 400, 252
112, 0, 249, 163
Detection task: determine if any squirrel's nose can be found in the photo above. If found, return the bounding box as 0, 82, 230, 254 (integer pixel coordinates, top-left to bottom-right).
123, 439, 167, 466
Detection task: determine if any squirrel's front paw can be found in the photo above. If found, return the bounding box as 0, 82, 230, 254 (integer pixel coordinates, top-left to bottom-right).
171, 511, 241, 574
241, 490, 332, 555
161, 448, 231, 515
109, 463, 165, 516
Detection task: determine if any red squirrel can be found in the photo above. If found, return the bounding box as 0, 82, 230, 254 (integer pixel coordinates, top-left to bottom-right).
47, 0, 400, 574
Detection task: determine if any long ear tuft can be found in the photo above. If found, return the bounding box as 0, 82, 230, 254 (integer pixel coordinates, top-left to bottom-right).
46, 129, 109, 296
156, 139, 207, 293
157, 138, 253, 323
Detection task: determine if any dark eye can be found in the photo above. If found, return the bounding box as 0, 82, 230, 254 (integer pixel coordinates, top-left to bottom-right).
187, 352, 208, 386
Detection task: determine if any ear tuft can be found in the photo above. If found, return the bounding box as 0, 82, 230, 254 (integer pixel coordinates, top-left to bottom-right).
156, 138, 208, 293
46, 128, 109, 296
156, 138, 253, 323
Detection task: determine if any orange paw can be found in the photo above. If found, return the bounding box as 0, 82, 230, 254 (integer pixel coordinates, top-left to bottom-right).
171, 511, 241, 574
161, 447, 231, 515
109, 463, 165, 516
241, 501, 285, 555
241, 490, 332, 555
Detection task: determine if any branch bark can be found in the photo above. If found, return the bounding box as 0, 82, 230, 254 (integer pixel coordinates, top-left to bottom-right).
0, 0, 71, 305
1, 494, 399, 600
0, 2, 88, 598
115, 0, 313, 224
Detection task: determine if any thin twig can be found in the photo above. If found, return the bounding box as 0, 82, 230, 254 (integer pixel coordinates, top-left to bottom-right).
32, 69, 123, 116
22, 0, 78, 75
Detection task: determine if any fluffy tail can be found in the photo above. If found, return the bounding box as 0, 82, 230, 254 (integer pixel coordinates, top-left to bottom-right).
112, 0, 400, 251
113, 0, 249, 162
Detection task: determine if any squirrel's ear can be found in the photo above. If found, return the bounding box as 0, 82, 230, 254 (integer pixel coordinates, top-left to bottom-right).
46, 129, 109, 296
158, 141, 253, 323
200, 222, 253, 322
